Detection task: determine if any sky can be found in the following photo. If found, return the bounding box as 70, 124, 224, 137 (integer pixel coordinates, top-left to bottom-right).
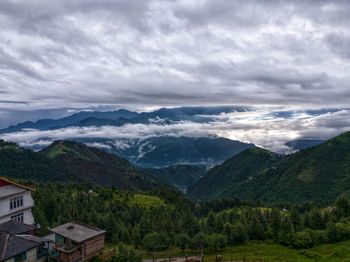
0, 0, 350, 150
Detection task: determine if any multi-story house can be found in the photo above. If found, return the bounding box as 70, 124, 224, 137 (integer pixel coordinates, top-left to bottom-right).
0, 177, 35, 225
50, 221, 105, 262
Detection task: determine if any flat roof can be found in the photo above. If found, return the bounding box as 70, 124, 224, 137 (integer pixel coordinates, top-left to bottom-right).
50, 222, 105, 243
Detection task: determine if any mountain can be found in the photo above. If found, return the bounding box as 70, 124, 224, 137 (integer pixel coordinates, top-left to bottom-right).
0, 109, 138, 133
69, 117, 130, 127
135, 106, 246, 123
189, 131, 350, 204
0, 106, 246, 133
0, 140, 68, 182
188, 147, 281, 200
40, 140, 161, 190
285, 139, 325, 150
107, 136, 255, 167
146, 165, 207, 192
0, 139, 162, 191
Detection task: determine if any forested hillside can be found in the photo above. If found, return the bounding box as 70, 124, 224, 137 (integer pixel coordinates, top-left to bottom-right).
189, 132, 350, 204
189, 148, 281, 199
41, 140, 162, 190
0, 140, 69, 182
32, 184, 350, 253
0, 139, 162, 191
146, 165, 207, 192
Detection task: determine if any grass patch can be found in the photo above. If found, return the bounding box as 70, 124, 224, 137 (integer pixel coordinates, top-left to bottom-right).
297, 167, 316, 183
129, 194, 165, 208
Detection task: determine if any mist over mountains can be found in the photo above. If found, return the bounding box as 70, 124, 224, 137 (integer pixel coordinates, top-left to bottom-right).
0, 106, 256, 167
1, 106, 349, 164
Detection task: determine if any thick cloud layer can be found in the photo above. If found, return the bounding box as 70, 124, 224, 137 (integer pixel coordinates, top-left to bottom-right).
0, 0, 350, 114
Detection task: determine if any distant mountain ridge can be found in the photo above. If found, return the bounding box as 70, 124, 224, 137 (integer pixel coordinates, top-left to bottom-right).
0, 109, 138, 133
0, 106, 246, 133
285, 138, 325, 150
189, 131, 350, 204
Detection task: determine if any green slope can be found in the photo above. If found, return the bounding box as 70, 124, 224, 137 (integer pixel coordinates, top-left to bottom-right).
0, 140, 69, 182
40, 140, 161, 190
0, 139, 162, 191
188, 147, 281, 200
189, 132, 350, 203
247, 131, 350, 203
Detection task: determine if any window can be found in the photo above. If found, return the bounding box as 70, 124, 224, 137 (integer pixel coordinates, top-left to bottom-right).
14, 252, 27, 262
10, 196, 23, 210
11, 212, 24, 223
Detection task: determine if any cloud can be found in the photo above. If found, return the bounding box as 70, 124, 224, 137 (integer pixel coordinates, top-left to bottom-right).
0, 0, 349, 116
1, 108, 349, 153
326, 32, 350, 60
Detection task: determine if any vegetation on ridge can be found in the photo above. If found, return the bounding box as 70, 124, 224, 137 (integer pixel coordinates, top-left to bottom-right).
189, 131, 350, 204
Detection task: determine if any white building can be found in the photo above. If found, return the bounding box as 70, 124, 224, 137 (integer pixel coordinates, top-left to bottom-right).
0, 177, 35, 225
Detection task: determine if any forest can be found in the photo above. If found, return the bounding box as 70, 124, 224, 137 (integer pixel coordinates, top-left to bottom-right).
32, 183, 350, 260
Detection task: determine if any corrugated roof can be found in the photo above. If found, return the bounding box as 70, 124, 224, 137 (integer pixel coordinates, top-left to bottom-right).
50, 222, 105, 243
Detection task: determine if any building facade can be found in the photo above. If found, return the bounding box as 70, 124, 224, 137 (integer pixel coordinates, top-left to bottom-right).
50, 222, 105, 262
0, 178, 35, 225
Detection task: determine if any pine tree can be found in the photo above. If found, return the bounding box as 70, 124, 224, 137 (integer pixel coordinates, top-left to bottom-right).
206, 210, 216, 233
270, 208, 282, 237
175, 233, 190, 253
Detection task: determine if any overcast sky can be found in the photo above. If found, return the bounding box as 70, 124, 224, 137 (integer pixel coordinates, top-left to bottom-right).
0, 0, 350, 148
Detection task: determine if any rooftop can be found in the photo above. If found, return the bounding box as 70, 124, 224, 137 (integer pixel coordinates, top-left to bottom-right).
0, 232, 38, 261
0, 177, 35, 192
50, 222, 105, 243
0, 220, 35, 234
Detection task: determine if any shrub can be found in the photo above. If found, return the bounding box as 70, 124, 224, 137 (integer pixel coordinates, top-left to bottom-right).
293, 231, 314, 249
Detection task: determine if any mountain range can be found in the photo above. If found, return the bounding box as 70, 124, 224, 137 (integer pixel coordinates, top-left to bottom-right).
189, 131, 350, 204
1, 131, 350, 204
0, 106, 246, 133
0, 106, 256, 167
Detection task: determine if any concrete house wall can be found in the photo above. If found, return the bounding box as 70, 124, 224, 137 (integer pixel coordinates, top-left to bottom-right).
0, 184, 34, 225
